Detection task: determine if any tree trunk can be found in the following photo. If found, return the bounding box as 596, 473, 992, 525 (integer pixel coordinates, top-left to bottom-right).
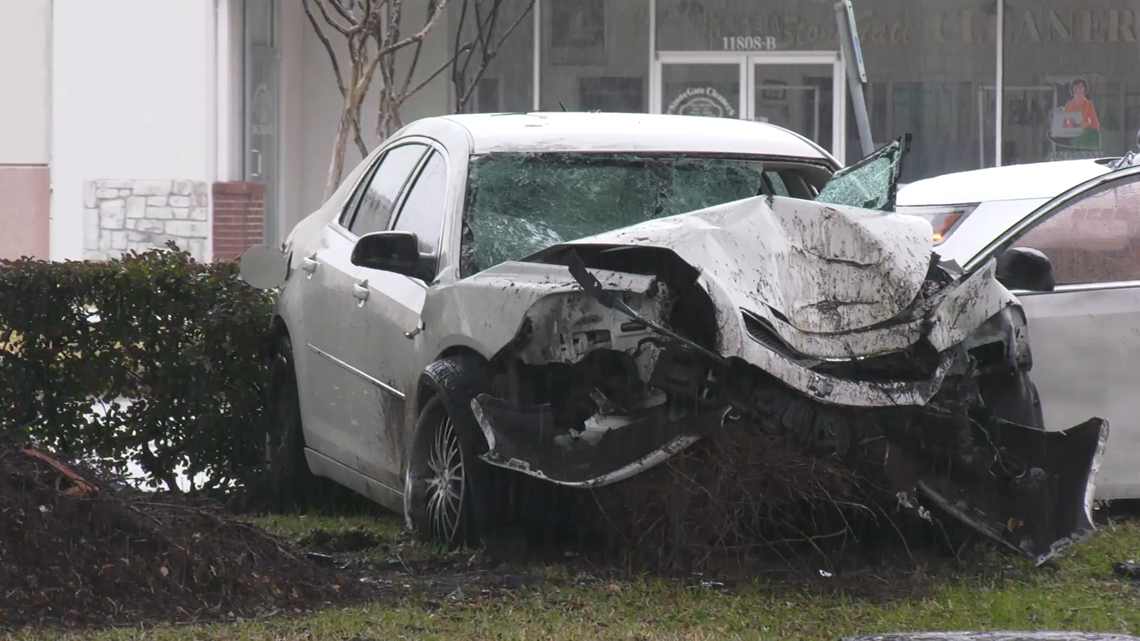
324, 107, 355, 202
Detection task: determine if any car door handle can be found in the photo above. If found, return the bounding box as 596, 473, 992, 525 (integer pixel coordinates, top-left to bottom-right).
301, 255, 318, 275
352, 281, 370, 303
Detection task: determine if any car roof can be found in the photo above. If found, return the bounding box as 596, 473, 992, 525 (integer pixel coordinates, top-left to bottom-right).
427, 112, 838, 164
897, 158, 1115, 206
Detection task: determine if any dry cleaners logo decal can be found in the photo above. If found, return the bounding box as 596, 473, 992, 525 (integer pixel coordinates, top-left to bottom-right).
667, 87, 736, 118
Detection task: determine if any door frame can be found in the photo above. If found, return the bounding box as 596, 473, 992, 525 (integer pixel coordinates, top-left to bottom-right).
652, 50, 846, 160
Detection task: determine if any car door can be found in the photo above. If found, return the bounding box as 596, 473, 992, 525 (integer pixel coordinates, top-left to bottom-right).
345, 146, 452, 488
300, 141, 429, 476
977, 166, 1140, 500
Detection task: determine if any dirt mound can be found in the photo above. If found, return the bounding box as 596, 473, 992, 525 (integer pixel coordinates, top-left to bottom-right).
0, 441, 371, 629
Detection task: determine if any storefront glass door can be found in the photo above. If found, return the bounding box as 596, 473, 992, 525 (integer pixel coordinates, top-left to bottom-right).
656, 51, 845, 160
244, 0, 280, 245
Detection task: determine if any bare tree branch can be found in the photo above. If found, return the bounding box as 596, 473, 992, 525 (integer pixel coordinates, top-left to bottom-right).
310, 0, 354, 35
306, 0, 530, 197
461, 0, 494, 82
302, 0, 347, 96
492, 1, 533, 56
376, 0, 451, 57
351, 114, 370, 158
455, 2, 484, 91
359, 0, 381, 38
483, 0, 505, 55
307, 0, 372, 188
456, 0, 535, 111
473, 0, 499, 59
327, 0, 357, 24
398, 0, 446, 97
403, 45, 470, 106
400, 41, 425, 97
359, 44, 387, 104
450, 0, 471, 111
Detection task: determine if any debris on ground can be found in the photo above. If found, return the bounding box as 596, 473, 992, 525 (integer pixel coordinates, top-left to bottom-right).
589, 417, 903, 575
503, 574, 545, 590
298, 527, 386, 554
0, 440, 375, 628
1113, 559, 1140, 581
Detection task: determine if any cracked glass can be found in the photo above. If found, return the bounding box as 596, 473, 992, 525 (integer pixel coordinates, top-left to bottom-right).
462, 153, 767, 274
814, 136, 910, 212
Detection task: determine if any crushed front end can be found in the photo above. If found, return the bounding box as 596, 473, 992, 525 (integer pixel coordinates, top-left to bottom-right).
465, 234, 1106, 565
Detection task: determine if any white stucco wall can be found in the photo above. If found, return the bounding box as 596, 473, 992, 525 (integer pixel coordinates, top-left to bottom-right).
51, 0, 214, 260
0, 0, 52, 165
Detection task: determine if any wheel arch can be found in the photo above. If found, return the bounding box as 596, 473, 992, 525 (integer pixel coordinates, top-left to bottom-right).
416, 346, 490, 415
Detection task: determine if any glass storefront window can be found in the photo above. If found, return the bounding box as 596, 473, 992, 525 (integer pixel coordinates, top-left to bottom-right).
662, 64, 740, 117
1002, 0, 1140, 165
431, 0, 1140, 183
649, 1, 997, 179
844, 1, 997, 177
539, 0, 651, 112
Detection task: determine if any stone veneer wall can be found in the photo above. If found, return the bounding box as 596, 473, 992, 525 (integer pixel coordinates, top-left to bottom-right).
84, 180, 209, 262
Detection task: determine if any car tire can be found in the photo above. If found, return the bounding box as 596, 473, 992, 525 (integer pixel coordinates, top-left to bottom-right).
404, 355, 501, 548
406, 355, 574, 552
265, 334, 314, 511
979, 369, 1045, 429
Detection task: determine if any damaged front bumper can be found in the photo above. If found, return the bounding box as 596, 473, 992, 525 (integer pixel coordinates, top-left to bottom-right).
473, 356, 1108, 565
468, 252, 1108, 564
893, 417, 1107, 565
472, 396, 712, 487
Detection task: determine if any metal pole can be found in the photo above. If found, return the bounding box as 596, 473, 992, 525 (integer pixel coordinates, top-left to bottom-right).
995, 0, 1004, 167
648, 0, 658, 114
835, 1, 874, 156
532, 0, 541, 111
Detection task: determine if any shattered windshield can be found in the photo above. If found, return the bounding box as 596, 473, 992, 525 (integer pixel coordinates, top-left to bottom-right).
814, 135, 910, 212
463, 154, 767, 274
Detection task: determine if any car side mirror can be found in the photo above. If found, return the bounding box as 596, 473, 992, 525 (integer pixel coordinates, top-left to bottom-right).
351, 231, 423, 278
996, 247, 1055, 292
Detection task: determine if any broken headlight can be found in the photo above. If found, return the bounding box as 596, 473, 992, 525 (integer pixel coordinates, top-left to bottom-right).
897, 203, 978, 244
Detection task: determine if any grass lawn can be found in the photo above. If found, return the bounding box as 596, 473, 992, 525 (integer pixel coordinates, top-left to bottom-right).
25, 510, 1140, 641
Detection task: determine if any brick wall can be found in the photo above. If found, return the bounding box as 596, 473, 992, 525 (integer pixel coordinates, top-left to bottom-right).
212, 182, 266, 262
0, 167, 50, 260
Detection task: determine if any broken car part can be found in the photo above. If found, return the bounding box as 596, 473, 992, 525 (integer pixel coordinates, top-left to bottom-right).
815, 135, 910, 212
463, 185, 1106, 564
565, 249, 725, 364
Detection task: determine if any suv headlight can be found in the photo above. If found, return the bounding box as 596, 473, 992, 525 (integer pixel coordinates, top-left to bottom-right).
897, 203, 978, 244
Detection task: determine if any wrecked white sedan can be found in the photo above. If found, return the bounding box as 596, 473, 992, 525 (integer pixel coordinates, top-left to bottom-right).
242, 113, 1106, 565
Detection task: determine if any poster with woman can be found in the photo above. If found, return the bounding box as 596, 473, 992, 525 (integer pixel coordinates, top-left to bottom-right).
1048, 75, 1102, 151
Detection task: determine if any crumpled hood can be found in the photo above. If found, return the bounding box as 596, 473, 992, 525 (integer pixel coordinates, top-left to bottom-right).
539, 194, 934, 334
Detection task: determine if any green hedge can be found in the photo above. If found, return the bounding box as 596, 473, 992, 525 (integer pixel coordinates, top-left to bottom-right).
0, 245, 275, 493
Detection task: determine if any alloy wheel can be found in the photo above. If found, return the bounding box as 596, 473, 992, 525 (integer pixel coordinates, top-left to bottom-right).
424, 415, 465, 542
